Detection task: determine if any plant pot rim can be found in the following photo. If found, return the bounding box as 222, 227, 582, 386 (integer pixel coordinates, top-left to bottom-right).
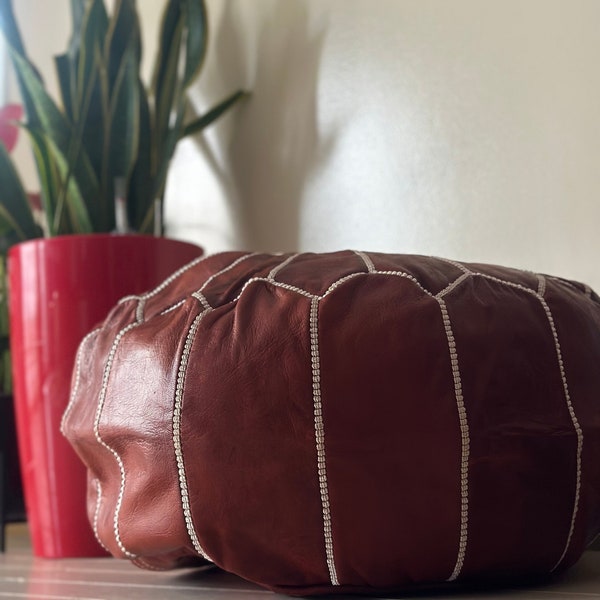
8, 234, 202, 257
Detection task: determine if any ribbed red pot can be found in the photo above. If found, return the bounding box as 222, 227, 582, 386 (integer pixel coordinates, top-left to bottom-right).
8, 234, 203, 558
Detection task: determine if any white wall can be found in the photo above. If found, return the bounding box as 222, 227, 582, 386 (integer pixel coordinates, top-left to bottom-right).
168, 0, 600, 292
5, 1, 600, 290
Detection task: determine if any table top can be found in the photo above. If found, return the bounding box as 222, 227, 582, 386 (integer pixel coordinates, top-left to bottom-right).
1, 550, 600, 600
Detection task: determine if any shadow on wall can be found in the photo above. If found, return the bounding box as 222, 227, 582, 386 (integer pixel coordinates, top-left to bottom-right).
214, 0, 336, 252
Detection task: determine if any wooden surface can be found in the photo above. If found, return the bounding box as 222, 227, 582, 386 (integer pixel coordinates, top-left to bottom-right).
1, 523, 600, 599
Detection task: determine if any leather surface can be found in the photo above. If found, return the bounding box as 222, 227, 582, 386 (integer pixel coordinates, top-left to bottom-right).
62, 251, 600, 595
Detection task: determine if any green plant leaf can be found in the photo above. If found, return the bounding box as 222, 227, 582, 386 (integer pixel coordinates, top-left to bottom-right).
151, 94, 185, 208
43, 134, 94, 234
129, 81, 153, 231
24, 124, 94, 236
55, 53, 76, 123
181, 0, 208, 87
24, 126, 59, 235
7, 48, 101, 224
68, 0, 86, 57
0, 143, 40, 240
181, 89, 248, 139
0, 0, 43, 129
75, 0, 108, 188
58, 0, 87, 123
153, 0, 181, 97
3, 0, 245, 239
78, 44, 106, 213
6, 48, 68, 140
106, 0, 141, 86
153, 16, 185, 193
0, 0, 26, 59
106, 44, 140, 200
77, 0, 108, 106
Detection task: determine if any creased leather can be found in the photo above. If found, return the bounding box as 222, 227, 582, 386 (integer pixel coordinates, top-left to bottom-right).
62, 251, 600, 596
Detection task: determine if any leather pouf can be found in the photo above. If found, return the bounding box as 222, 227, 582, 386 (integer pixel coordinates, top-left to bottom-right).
62, 251, 600, 596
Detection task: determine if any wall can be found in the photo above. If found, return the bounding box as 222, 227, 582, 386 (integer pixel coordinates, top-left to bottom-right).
5, 1, 600, 290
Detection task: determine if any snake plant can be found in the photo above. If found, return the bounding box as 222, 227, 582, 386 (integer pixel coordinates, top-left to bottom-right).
0, 0, 245, 242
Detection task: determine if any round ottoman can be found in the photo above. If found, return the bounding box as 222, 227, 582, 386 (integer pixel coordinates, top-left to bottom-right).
62, 251, 600, 595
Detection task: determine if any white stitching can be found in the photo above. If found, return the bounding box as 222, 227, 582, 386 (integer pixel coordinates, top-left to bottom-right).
473, 272, 537, 295
118, 255, 210, 307
234, 277, 317, 302
436, 272, 472, 300
435, 257, 472, 274
320, 270, 435, 299
191, 291, 213, 311
541, 297, 583, 572
60, 327, 101, 435
371, 270, 434, 297
310, 297, 339, 585
135, 297, 147, 324
437, 298, 470, 582
159, 299, 186, 316
268, 253, 299, 280
353, 250, 375, 273
321, 272, 368, 298
194, 252, 259, 296
173, 309, 213, 562
142, 252, 229, 300
116, 251, 232, 307
94, 319, 140, 559
93, 480, 110, 553
537, 275, 547, 298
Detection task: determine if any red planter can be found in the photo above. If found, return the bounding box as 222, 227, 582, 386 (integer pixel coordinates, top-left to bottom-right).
8, 235, 203, 557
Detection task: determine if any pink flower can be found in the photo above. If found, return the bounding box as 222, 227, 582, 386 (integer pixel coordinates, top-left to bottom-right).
0, 104, 23, 153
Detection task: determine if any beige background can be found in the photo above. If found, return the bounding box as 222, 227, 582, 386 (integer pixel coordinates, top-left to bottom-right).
4, 0, 600, 290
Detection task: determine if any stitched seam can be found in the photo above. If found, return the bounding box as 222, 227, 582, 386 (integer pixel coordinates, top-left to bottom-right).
371, 270, 434, 297
436, 273, 472, 300
60, 327, 101, 435
142, 253, 230, 301
537, 275, 547, 297
173, 309, 213, 562
268, 253, 299, 280
470, 270, 583, 573
135, 297, 145, 324
94, 319, 140, 559
310, 297, 339, 585
321, 272, 367, 297
118, 255, 211, 307
234, 277, 317, 302
435, 257, 472, 274
194, 252, 259, 297
159, 299, 187, 316
473, 272, 538, 295
541, 297, 583, 572
353, 250, 375, 273
192, 291, 213, 311
437, 298, 470, 582
93, 480, 110, 553
232, 270, 438, 304
117, 252, 234, 307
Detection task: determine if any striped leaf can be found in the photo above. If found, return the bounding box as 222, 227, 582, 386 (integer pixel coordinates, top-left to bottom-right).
0, 143, 40, 240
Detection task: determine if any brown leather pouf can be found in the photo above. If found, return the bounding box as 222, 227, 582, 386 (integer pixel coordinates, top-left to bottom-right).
62, 251, 600, 596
